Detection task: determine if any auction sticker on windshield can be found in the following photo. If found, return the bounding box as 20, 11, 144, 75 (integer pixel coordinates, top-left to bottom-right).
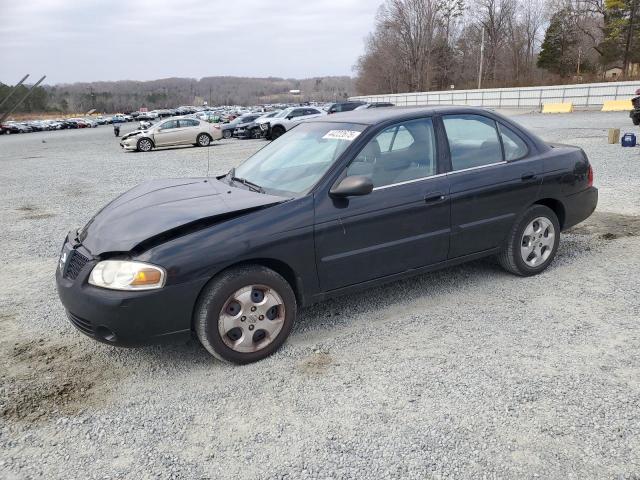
322, 130, 361, 141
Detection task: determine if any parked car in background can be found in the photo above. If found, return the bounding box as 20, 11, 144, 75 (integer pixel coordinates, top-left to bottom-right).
234, 111, 281, 139
325, 101, 366, 114
0, 122, 22, 134
137, 111, 159, 121
26, 121, 45, 132
355, 102, 395, 110
261, 106, 326, 139
631, 89, 640, 125
119, 116, 222, 152
220, 113, 262, 139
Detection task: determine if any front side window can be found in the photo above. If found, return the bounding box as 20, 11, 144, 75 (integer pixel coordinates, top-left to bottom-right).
233, 122, 365, 196
346, 118, 437, 188
498, 123, 528, 161
443, 114, 502, 171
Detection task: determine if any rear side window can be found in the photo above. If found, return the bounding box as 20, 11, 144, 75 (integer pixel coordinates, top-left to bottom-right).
179, 119, 199, 128
499, 124, 528, 161
443, 114, 502, 171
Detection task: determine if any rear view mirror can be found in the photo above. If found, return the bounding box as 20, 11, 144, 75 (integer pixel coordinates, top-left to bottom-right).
330, 175, 373, 198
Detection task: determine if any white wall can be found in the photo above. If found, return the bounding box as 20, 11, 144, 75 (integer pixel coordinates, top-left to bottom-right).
350, 81, 640, 109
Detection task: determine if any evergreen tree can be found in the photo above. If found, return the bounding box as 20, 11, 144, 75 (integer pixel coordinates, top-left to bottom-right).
599, 0, 639, 74
537, 9, 578, 77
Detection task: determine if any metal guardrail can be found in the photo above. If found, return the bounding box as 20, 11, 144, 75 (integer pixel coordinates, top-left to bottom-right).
350, 80, 640, 110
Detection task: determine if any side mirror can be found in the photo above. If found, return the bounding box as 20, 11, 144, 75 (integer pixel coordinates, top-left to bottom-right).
330, 175, 373, 198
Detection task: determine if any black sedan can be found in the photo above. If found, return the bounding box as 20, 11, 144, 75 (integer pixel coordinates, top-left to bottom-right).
56, 107, 597, 364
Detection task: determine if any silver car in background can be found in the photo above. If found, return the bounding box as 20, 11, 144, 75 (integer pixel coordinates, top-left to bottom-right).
120, 116, 223, 152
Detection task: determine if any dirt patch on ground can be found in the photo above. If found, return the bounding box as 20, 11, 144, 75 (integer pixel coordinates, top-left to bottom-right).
0, 313, 116, 423
568, 211, 640, 240
298, 352, 333, 375
15, 205, 55, 221
16, 205, 37, 212
21, 213, 56, 220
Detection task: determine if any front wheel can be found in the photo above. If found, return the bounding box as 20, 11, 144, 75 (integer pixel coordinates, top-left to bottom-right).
498, 205, 560, 276
195, 265, 297, 364
270, 125, 285, 140
222, 130, 232, 139
632, 114, 640, 126
136, 137, 153, 152
196, 133, 211, 147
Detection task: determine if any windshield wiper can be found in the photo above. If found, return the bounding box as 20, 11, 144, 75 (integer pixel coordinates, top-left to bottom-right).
232, 176, 264, 193
226, 168, 264, 193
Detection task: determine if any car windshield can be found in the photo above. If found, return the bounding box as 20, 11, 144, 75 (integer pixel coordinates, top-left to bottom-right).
274, 108, 292, 118
232, 122, 366, 196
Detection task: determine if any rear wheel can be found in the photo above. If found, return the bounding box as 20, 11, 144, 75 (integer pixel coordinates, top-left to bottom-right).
632, 114, 640, 126
196, 133, 211, 147
136, 137, 153, 152
195, 265, 296, 364
498, 205, 560, 276
223, 130, 232, 139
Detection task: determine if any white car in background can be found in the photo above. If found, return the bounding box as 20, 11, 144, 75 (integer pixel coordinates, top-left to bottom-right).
120, 116, 222, 152
261, 106, 326, 139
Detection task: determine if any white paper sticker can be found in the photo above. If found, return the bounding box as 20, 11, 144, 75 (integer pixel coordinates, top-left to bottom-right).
322, 130, 361, 141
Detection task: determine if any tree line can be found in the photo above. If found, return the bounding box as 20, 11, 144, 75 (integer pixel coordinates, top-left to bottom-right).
354, 0, 639, 95
0, 76, 355, 114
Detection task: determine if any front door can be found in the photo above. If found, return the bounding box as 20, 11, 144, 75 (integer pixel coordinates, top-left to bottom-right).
153, 119, 181, 146
314, 117, 451, 291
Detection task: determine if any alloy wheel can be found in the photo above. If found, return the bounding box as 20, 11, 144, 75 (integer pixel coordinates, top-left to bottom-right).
139, 139, 152, 152
218, 285, 285, 353
520, 216, 555, 267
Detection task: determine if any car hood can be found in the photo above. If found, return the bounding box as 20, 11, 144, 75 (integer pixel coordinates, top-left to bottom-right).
121, 130, 146, 140
78, 177, 287, 255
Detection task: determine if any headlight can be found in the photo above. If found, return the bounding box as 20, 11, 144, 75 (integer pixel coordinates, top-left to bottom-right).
89, 261, 166, 291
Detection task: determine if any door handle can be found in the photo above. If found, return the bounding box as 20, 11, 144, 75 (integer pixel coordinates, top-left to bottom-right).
424, 192, 447, 203
521, 172, 537, 181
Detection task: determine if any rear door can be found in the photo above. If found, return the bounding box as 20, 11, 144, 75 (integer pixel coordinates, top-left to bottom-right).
314, 117, 450, 291
177, 118, 200, 144
442, 114, 542, 258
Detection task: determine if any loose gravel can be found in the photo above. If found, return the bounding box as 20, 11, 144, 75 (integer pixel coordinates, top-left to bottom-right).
1, 112, 639, 479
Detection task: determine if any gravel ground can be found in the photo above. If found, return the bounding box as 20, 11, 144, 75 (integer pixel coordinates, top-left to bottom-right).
0, 112, 639, 479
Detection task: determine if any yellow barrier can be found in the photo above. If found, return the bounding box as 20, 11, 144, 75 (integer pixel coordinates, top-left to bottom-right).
601, 99, 633, 112
542, 102, 574, 113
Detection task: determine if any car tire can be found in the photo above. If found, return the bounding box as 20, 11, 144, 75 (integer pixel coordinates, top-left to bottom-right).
196, 133, 211, 147
498, 205, 560, 276
632, 115, 640, 126
195, 265, 297, 364
271, 125, 285, 140
136, 137, 153, 152
222, 130, 232, 139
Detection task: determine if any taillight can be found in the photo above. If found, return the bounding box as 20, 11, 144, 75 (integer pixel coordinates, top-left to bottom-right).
587, 164, 594, 187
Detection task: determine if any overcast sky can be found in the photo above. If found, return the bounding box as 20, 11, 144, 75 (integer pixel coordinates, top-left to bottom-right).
0, 0, 380, 85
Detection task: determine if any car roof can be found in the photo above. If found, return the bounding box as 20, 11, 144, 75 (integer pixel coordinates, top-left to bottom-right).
313, 106, 505, 125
